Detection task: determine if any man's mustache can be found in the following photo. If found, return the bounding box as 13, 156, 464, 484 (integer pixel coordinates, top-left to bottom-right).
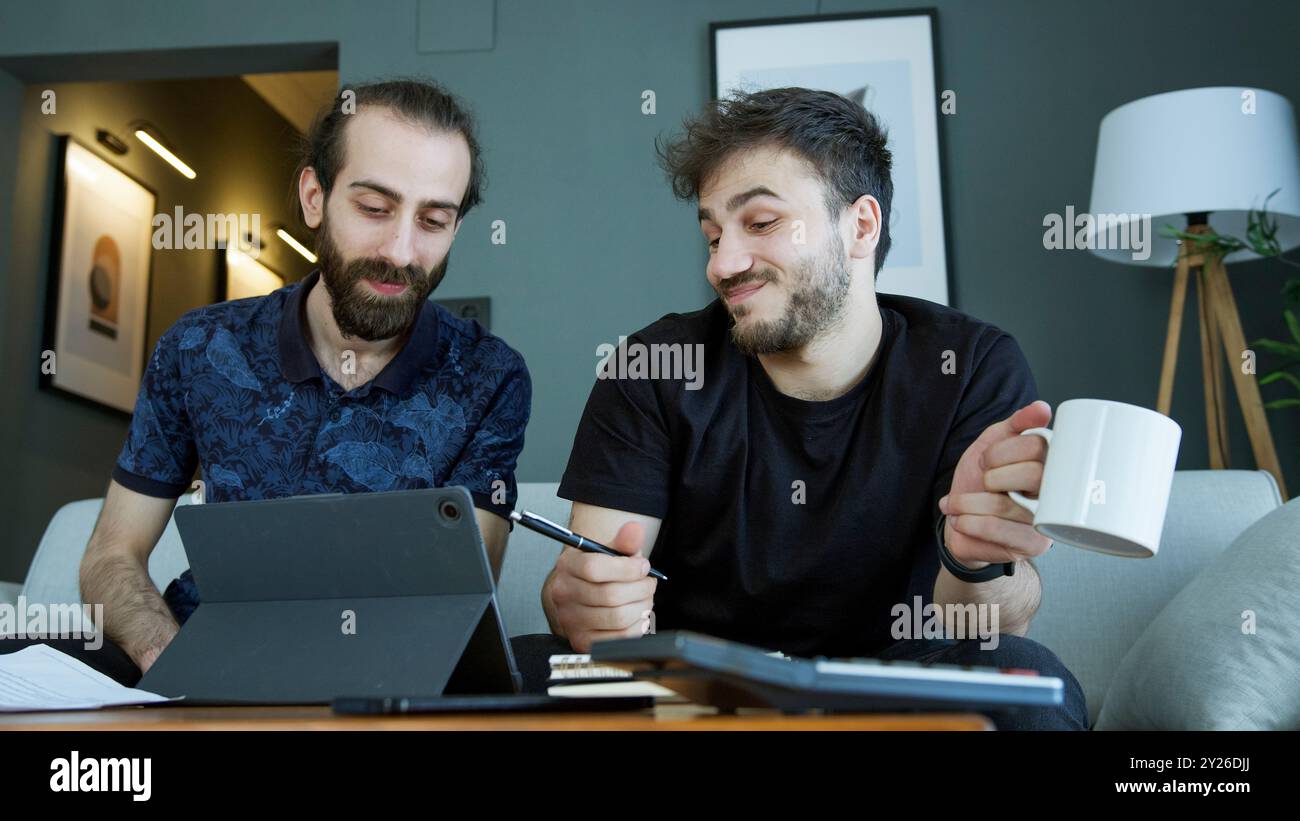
719, 270, 777, 296
345, 259, 426, 288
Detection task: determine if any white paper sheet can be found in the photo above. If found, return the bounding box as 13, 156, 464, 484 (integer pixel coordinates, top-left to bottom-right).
0, 644, 178, 712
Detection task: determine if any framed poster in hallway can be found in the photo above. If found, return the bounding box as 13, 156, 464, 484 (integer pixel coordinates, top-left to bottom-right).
218, 243, 285, 302
42, 136, 156, 414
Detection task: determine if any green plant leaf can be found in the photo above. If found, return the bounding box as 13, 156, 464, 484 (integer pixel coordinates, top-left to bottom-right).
1246, 195, 1281, 256
1159, 224, 1243, 255
1247, 196, 1300, 268
1263, 398, 1300, 409
1259, 371, 1300, 392
1252, 339, 1300, 356
1286, 309, 1300, 344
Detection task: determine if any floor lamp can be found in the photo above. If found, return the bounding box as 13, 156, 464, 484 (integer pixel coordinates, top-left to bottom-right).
1088, 87, 1300, 499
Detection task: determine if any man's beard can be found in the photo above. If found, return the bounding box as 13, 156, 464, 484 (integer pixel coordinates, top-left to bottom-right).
315, 215, 448, 342
718, 235, 852, 356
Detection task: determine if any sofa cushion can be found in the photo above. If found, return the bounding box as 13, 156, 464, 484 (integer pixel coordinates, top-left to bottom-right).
1095, 493, 1300, 730
1027, 470, 1281, 727
496, 483, 567, 636
21, 497, 193, 632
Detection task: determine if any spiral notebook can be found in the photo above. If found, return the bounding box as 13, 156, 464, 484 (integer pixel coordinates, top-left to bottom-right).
546, 654, 681, 700
545, 649, 787, 702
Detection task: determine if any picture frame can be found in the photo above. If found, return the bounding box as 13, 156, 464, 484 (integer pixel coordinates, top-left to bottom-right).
217, 243, 286, 302
711, 9, 953, 306
41, 135, 157, 414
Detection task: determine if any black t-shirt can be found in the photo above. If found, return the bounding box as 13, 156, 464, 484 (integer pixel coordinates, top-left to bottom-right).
558, 295, 1038, 658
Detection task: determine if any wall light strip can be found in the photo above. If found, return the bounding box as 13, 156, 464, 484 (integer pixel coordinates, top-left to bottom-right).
133, 129, 196, 179
276, 228, 318, 263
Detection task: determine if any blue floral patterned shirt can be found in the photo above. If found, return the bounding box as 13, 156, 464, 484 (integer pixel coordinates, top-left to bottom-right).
112, 270, 531, 624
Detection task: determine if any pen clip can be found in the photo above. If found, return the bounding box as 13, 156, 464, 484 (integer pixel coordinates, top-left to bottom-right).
519, 509, 575, 537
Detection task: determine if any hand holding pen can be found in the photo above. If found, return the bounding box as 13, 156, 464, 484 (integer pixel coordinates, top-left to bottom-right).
513, 510, 663, 653
509, 510, 667, 580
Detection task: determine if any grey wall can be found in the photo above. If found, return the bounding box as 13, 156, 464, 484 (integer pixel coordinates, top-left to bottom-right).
0, 66, 23, 576
0, 75, 311, 578
1, 0, 1299, 579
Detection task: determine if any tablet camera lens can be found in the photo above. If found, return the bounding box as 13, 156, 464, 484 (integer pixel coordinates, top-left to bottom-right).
438, 500, 461, 523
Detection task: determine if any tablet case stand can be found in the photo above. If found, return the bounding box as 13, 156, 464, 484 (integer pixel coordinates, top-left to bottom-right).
138, 487, 522, 704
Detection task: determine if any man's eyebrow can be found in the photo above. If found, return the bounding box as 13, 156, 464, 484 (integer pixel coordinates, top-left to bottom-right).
348, 179, 460, 213
697, 186, 784, 223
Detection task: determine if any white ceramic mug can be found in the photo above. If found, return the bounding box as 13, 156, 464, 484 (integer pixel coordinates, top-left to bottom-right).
1007, 399, 1182, 558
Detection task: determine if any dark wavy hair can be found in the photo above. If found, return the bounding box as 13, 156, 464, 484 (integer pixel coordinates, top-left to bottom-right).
656, 87, 893, 275
292, 77, 485, 225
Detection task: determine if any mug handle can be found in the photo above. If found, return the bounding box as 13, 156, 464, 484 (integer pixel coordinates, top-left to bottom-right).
1006, 427, 1053, 513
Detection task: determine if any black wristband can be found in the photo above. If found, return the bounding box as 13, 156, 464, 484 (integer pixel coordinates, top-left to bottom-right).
935, 514, 1015, 583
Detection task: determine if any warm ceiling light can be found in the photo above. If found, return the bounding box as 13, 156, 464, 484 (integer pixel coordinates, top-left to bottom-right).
276, 228, 317, 263
132, 128, 196, 179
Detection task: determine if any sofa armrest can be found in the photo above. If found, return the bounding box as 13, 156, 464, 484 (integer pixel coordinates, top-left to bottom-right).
0, 580, 21, 608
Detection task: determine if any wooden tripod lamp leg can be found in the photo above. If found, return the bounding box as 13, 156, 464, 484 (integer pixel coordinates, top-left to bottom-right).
1157, 256, 1190, 416
1209, 274, 1231, 465
1197, 268, 1229, 469
1205, 258, 1290, 498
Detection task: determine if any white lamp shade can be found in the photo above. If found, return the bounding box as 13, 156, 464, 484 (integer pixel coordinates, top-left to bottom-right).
1087, 87, 1300, 266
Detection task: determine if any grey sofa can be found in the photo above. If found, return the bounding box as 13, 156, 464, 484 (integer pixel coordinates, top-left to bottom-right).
2, 470, 1283, 727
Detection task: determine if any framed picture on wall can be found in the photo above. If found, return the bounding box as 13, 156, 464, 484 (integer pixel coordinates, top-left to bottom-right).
217, 243, 285, 302
712, 9, 953, 306
42, 136, 156, 414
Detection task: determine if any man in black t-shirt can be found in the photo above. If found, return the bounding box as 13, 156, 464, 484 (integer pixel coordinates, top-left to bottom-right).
540, 88, 1087, 729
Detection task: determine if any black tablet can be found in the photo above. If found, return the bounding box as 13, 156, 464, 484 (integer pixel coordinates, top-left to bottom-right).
140, 486, 520, 703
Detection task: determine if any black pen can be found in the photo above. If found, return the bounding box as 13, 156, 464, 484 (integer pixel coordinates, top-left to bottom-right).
508, 510, 668, 581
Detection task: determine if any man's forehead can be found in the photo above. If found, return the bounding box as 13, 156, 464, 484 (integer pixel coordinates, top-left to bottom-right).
337, 107, 470, 194
700, 146, 818, 208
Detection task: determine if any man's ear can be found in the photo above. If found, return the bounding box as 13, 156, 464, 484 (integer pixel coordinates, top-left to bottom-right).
298, 166, 326, 230
845, 193, 882, 263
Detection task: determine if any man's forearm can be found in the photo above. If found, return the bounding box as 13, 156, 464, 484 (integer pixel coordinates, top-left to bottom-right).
933, 557, 1041, 636
80, 551, 178, 670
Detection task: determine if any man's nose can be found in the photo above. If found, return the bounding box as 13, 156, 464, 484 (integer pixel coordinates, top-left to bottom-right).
375, 218, 418, 270
707, 232, 753, 283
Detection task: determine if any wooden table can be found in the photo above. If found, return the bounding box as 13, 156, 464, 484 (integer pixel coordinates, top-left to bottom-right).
0, 704, 993, 731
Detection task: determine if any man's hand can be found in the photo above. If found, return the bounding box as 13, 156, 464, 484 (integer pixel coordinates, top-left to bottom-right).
938, 400, 1054, 570
544, 520, 657, 653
